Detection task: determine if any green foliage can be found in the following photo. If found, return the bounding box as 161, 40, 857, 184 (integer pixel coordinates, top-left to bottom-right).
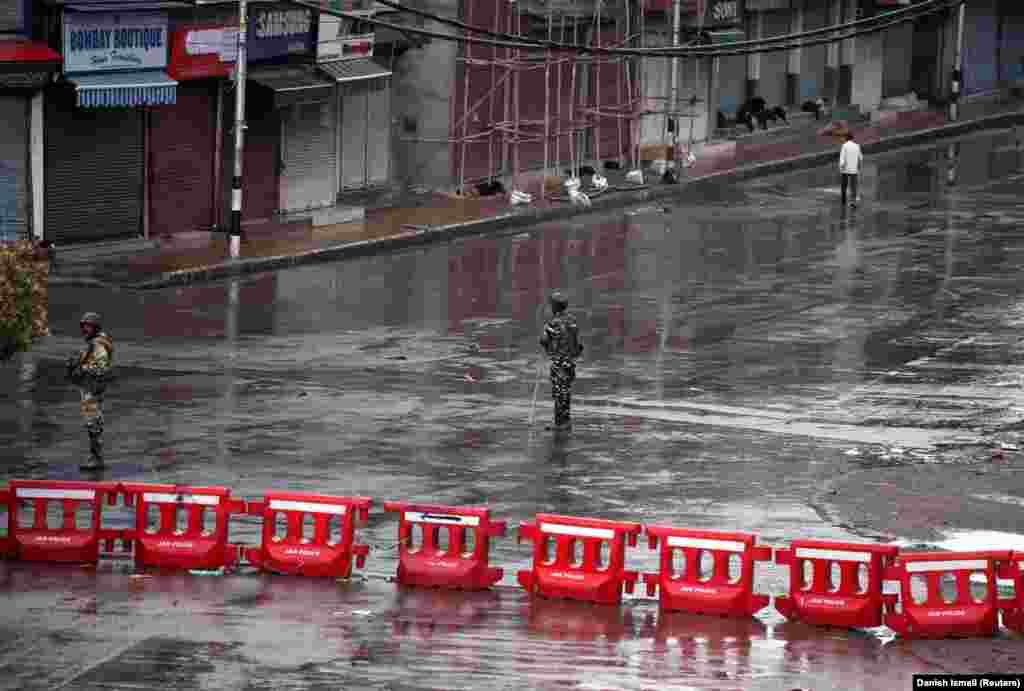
0, 241, 49, 362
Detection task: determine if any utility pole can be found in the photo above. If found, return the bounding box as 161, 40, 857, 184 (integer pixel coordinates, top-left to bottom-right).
230, 0, 248, 259
669, 0, 681, 175
950, 0, 965, 121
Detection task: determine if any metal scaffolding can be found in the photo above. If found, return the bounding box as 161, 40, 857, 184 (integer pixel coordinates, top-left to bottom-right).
450, 0, 649, 197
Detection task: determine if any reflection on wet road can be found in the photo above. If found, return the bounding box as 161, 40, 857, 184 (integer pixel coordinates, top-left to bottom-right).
2, 130, 1024, 689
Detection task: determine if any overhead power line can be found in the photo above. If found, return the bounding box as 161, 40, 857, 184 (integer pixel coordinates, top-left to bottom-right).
361, 0, 947, 56
294, 0, 964, 59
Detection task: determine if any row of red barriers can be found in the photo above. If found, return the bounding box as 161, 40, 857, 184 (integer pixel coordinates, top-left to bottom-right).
1, 480, 1022, 639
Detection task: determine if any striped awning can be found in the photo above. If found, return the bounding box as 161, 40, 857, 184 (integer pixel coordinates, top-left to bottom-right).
69, 70, 178, 108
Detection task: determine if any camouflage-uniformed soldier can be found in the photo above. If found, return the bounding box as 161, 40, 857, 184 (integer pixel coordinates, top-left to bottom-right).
540, 292, 583, 430
66, 312, 113, 470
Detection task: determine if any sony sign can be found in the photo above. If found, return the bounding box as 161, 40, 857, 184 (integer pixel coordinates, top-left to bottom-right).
707, 0, 743, 27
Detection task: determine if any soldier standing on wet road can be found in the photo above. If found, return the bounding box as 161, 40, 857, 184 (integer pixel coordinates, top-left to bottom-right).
66, 312, 113, 471
540, 292, 583, 431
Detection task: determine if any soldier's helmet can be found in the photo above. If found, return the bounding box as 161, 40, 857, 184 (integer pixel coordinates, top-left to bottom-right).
549, 292, 569, 312
80, 312, 102, 328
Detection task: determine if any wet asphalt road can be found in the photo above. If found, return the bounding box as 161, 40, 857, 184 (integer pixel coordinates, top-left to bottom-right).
2, 130, 1024, 689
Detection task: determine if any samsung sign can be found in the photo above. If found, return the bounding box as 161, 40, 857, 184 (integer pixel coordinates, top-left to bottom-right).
63, 12, 168, 73
247, 7, 314, 61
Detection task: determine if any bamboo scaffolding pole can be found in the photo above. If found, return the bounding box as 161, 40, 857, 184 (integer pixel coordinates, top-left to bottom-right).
570, 0, 578, 178
595, 0, 602, 164
489, 2, 499, 180
543, 6, 552, 198
616, 8, 625, 165
503, 5, 512, 179
513, 2, 521, 192
458, 0, 473, 193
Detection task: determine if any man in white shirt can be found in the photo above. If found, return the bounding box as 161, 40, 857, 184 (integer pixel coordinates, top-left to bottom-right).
839, 132, 862, 207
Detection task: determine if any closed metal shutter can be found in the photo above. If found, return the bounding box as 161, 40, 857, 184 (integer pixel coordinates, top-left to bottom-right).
45, 87, 143, 243
1000, 7, 1024, 84
0, 0, 21, 32
149, 82, 217, 236
340, 81, 368, 190
366, 79, 390, 186
801, 0, 828, 102
883, 22, 914, 98
759, 10, 789, 108
222, 87, 279, 223
0, 95, 28, 242
280, 98, 337, 212
963, 0, 999, 96
718, 54, 746, 116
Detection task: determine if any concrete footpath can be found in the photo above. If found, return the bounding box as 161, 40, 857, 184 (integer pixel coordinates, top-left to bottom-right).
53, 98, 1024, 290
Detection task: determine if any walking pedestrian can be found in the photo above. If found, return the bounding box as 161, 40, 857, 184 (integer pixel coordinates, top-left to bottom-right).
839, 131, 862, 207
539, 292, 583, 431
66, 312, 113, 470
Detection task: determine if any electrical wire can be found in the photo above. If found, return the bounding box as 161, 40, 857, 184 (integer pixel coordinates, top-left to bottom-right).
361, 0, 947, 56
296, 0, 963, 59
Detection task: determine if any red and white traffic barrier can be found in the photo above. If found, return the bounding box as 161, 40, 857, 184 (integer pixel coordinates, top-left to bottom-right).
121, 483, 245, 571
774, 539, 899, 629
244, 492, 371, 578
7, 480, 125, 564
1000, 551, 1024, 634
642, 526, 772, 617
885, 550, 1014, 639
383, 502, 507, 590
517, 513, 641, 605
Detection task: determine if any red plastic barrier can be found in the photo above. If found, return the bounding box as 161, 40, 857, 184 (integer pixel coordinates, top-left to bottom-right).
774, 539, 899, 628
885, 550, 1013, 639
383, 501, 507, 590
244, 492, 371, 578
0, 486, 12, 559
1000, 552, 1024, 634
121, 483, 245, 571
517, 513, 641, 605
642, 526, 772, 617
7, 480, 125, 564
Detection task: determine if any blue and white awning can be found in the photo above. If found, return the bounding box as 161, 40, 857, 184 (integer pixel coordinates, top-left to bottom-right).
70, 70, 178, 108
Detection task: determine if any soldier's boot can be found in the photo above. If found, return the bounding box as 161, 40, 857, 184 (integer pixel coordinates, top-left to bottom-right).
80, 431, 105, 471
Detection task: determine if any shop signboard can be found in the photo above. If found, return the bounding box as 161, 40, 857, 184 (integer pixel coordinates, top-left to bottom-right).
247, 6, 314, 61
63, 11, 168, 73
168, 24, 238, 80
706, 0, 743, 28
317, 13, 374, 62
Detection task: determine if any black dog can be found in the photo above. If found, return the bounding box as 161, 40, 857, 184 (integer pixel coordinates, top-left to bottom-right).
736, 98, 788, 132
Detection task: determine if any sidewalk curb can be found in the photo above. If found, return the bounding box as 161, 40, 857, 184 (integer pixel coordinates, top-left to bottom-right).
68, 108, 1024, 291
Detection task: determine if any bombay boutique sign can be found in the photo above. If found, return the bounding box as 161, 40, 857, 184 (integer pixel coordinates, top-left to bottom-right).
63, 12, 168, 73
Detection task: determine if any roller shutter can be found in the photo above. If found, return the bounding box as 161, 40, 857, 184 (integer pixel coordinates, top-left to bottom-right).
962, 0, 999, 96
801, 0, 828, 102
366, 78, 391, 185
718, 54, 746, 116
222, 87, 279, 224
149, 81, 217, 236
0, 95, 28, 242
340, 81, 368, 190
280, 98, 337, 212
1000, 6, 1024, 84
759, 10, 789, 108
44, 86, 143, 243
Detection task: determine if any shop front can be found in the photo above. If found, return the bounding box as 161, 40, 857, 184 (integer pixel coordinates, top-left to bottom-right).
152, 18, 237, 237
707, 0, 746, 118
241, 4, 338, 219
317, 11, 392, 192
0, 37, 59, 242
45, 9, 177, 244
